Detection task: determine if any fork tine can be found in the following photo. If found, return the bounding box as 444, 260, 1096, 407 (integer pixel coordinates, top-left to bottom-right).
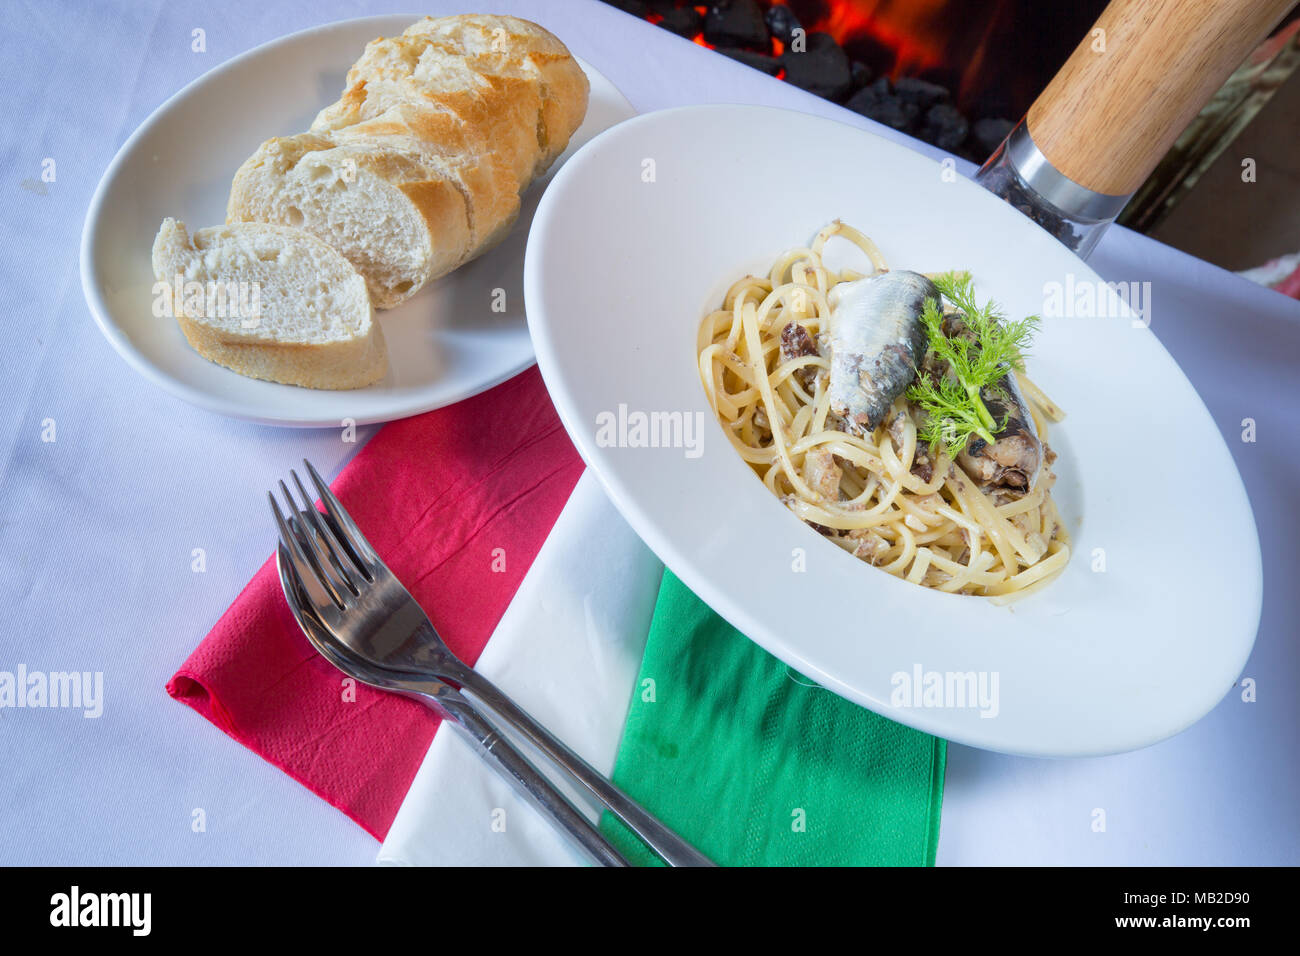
303, 459, 381, 572
277, 542, 376, 685
278, 479, 350, 608
290, 469, 363, 592
277, 543, 347, 661
269, 491, 343, 611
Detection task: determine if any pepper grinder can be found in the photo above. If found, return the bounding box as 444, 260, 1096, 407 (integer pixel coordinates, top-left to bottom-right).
975, 0, 1294, 258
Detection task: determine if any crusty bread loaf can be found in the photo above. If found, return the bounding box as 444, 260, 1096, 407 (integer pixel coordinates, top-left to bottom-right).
227, 14, 589, 310
314, 35, 545, 187
152, 218, 387, 389
222, 134, 476, 307
398, 15, 591, 172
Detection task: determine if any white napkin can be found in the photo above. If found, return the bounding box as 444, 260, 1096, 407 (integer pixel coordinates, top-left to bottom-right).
376, 471, 663, 866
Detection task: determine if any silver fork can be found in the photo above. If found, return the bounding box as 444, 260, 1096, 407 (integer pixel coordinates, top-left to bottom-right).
270, 459, 713, 867
274, 536, 628, 867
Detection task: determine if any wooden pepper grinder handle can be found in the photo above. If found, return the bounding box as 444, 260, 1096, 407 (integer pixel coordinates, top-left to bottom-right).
977, 0, 1293, 256
1027, 0, 1294, 197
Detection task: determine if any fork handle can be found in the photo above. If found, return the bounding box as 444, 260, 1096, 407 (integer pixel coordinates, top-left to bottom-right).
421, 692, 630, 867
450, 666, 715, 867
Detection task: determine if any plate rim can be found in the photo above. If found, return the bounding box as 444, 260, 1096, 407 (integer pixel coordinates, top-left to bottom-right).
524, 102, 1263, 757
79, 14, 630, 428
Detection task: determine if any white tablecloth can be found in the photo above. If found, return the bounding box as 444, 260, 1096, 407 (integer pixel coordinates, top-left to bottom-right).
1, 0, 1297, 865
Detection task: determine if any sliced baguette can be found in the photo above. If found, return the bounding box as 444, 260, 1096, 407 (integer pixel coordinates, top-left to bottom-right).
225, 133, 474, 308
151, 218, 386, 389
227, 15, 589, 310
313, 41, 545, 187
318, 104, 522, 262
398, 15, 590, 171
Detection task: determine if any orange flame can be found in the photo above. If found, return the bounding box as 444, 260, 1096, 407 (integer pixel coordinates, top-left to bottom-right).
654, 0, 1016, 109
808, 0, 950, 76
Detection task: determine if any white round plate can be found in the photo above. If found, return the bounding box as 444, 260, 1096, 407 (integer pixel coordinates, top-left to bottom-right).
80, 16, 634, 426
525, 104, 1261, 757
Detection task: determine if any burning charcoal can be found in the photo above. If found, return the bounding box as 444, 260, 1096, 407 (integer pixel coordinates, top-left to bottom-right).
845, 80, 919, 132
893, 76, 950, 111
921, 103, 969, 152
704, 0, 770, 49
606, 0, 649, 15
843, 79, 884, 112
862, 97, 919, 131
765, 3, 802, 44
659, 6, 704, 38
972, 117, 1014, 156
719, 47, 782, 75
787, 0, 832, 23
848, 31, 898, 78
850, 60, 873, 90
782, 32, 853, 101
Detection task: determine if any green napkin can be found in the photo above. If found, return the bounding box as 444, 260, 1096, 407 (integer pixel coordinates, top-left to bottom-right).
601, 570, 946, 866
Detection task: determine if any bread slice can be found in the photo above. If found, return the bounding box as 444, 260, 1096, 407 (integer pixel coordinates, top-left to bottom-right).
318, 105, 522, 264
151, 218, 386, 389
226, 134, 474, 309
227, 15, 589, 310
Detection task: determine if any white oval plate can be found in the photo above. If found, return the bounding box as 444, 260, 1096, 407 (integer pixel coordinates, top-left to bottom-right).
525, 104, 1261, 757
80, 16, 634, 426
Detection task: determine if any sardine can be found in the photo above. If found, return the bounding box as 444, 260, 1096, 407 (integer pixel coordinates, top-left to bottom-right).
827, 270, 935, 435
956, 371, 1042, 491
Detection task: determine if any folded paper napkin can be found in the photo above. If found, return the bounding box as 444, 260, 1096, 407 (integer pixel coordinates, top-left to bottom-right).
378, 471, 662, 866
167, 364, 946, 861
166, 366, 584, 840
378, 479, 946, 866
600, 570, 947, 866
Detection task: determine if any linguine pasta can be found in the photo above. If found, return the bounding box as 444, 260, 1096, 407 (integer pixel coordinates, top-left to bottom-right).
696, 221, 1070, 601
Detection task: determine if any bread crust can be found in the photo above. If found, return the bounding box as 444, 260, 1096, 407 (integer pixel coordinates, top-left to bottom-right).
226, 15, 590, 309
174, 312, 387, 389
153, 219, 387, 389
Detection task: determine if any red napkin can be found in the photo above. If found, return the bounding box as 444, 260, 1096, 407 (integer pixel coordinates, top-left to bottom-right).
167, 366, 584, 840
